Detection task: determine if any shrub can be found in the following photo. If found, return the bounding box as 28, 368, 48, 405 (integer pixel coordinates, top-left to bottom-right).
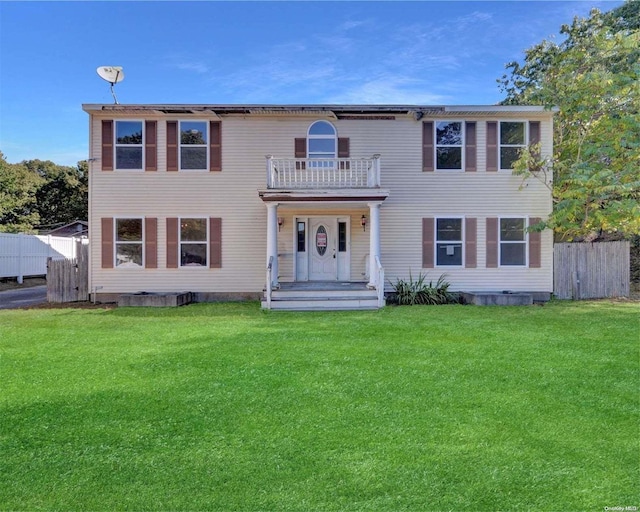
389, 272, 456, 305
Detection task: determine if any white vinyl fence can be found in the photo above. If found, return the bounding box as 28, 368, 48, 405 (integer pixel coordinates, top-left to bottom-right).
0, 233, 88, 283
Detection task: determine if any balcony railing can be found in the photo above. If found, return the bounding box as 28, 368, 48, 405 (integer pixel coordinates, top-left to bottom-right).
266, 155, 381, 189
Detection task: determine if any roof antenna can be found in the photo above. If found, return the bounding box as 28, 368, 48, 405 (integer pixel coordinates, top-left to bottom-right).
96, 66, 124, 104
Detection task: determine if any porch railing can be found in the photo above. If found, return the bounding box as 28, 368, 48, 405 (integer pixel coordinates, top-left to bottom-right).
266, 155, 381, 189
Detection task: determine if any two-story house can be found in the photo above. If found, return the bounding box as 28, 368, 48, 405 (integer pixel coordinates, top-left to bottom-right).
83, 104, 554, 309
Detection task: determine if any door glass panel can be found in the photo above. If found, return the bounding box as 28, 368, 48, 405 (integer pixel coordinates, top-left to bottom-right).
316, 225, 327, 256
338, 222, 346, 252
297, 222, 306, 252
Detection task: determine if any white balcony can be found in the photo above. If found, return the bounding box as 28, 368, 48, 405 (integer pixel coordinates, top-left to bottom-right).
266, 155, 381, 189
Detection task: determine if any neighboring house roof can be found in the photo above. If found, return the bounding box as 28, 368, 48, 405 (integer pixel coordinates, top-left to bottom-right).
45, 221, 88, 238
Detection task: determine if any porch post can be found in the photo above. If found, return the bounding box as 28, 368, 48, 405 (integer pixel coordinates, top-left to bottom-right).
266, 202, 279, 288
368, 202, 382, 288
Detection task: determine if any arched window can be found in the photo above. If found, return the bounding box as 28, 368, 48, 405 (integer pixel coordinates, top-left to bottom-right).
307, 121, 337, 159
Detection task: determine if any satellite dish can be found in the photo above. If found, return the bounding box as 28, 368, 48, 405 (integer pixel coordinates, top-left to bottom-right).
96, 66, 124, 104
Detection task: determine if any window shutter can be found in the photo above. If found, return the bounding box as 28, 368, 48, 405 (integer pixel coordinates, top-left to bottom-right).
465, 217, 477, 268
465, 122, 477, 172
529, 217, 542, 268
338, 138, 349, 157
486, 121, 498, 172
210, 121, 221, 172
338, 137, 350, 170
101, 120, 113, 171
422, 121, 434, 172
529, 121, 541, 159
486, 217, 498, 268
101, 217, 114, 268
166, 217, 179, 268
295, 138, 306, 170
422, 217, 434, 268
145, 217, 157, 268
209, 217, 222, 268
145, 121, 157, 171
167, 121, 178, 172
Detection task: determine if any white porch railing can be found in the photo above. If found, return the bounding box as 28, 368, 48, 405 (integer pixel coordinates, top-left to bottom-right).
375, 256, 385, 308
266, 155, 381, 189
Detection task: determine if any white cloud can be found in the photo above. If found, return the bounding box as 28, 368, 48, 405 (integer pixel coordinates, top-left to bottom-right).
326, 75, 450, 105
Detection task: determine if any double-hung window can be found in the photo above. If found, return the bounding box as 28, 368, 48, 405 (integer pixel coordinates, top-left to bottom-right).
180, 121, 208, 170
115, 218, 143, 267
435, 121, 463, 170
115, 121, 143, 170
499, 121, 526, 170
500, 217, 527, 266
436, 218, 463, 266
180, 218, 208, 267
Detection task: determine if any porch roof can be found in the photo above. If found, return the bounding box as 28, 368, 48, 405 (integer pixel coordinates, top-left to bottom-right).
258, 188, 390, 204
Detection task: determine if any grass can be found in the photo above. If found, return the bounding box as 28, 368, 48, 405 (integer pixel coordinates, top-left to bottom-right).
1, 301, 638, 511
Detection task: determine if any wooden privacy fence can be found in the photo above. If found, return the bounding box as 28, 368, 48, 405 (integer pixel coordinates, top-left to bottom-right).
47, 241, 89, 303
554, 241, 630, 299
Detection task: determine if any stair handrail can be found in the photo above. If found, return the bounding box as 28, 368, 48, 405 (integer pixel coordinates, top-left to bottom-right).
375, 255, 385, 308
266, 256, 273, 309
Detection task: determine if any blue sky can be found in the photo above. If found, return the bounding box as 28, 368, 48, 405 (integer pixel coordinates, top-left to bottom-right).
0, 0, 623, 166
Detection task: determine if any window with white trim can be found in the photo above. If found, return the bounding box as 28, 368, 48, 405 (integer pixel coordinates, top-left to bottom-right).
435, 121, 463, 170
500, 121, 526, 170
115, 121, 143, 170
308, 121, 336, 159
115, 218, 143, 267
500, 217, 527, 266
180, 121, 208, 170
180, 218, 208, 266
436, 218, 463, 266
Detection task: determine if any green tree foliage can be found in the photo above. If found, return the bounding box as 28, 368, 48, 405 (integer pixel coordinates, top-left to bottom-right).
0, 154, 88, 233
499, 1, 640, 240
23, 159, 88, 230
0, 152, 42, 233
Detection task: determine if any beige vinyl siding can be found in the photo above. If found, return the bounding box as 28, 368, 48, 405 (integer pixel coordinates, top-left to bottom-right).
89, 112, 554, 295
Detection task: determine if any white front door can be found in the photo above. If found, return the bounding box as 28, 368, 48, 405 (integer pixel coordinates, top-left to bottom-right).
309, 217, 337, 280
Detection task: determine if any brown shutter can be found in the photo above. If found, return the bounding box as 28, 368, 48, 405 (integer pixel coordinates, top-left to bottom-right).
529, 121, 541, 159
101, 217, 114, 268
486, 121, 498, 172
101, 120, 113, 171
529, 217, 542, 268
145, 217, 157, 268
338, 137, 350, 169
166, 217, 179, 268
295, 138, 306, 170
209, 217, 222, 268
167, 121, 178, 172
422, 121, 434, 172
465, 217, 477, 268
210, 121, 222, 172
145, 121, 157, 171
465, 122, 477, 172
422, 217, 434, 268
486, 217, 498, 268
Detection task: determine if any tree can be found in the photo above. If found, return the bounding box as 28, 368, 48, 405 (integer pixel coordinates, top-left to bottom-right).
0, 152, 42, 233
22, 159, 88, 229
499, 1, 640, 240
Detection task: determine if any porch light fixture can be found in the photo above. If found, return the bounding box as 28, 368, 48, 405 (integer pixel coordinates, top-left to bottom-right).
278, 217, 284, 231
361, 215, 367, 232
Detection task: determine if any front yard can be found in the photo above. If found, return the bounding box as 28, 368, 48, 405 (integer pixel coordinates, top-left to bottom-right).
1, 301, 638, 511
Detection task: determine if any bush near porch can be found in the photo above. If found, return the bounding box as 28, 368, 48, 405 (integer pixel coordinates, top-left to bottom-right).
1, 301, 637, 511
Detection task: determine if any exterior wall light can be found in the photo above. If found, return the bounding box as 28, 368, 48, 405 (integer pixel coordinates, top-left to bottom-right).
278, 217, 284, 232
361, 215, 367, 232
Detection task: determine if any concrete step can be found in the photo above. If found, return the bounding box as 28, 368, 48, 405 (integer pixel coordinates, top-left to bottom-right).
262, 297, 381, 311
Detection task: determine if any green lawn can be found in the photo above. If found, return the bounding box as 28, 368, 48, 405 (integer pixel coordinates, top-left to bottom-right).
1, 301, 638, 511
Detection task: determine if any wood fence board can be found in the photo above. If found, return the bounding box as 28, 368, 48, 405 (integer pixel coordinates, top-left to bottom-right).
554, 242, 630, 299
46, 242, 89, 303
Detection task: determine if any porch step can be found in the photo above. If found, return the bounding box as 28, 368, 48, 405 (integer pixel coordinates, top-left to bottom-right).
262, 285, 383, 311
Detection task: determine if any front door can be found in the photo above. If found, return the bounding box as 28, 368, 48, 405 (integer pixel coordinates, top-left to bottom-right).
309, 217, 337, 280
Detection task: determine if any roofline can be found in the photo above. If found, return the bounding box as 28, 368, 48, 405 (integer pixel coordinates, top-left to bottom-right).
82, 103, 557, 115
